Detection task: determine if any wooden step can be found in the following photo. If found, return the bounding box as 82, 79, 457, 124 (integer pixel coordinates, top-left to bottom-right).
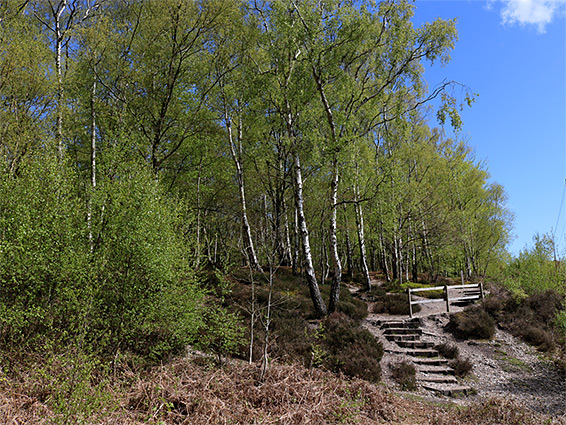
416, 365, 455, 375
417, 375, 458, 384
385, 334, 420, 342
382, 328, 422, 336
412, 358, 449, 366
421, 383, 474, 397
385, 348, 439, 358
396, 340, 435, 349
380, 320, 421, 330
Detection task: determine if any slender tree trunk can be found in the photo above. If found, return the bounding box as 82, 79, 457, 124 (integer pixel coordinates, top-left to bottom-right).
328, 158, 342, 312
248, 265, 256, 364
283, 199, 293, 266
312, 68, 342, 312
379, 230, 391, 282
353, 160, 371, 290
55, 2, 66, 158
294, 153, 327, 316
344, 211, 354, 282
292, 203, 299, 275
355, 198, 371, 291
320, 230, 329, 283
260, 263, 275, 379
226, 109, 262, 272
88, 77, 96, 252
195, 159, 202, 268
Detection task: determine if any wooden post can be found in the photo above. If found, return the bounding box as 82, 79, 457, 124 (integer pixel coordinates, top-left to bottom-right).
479, 282, 485, 300
407, 288, 413, 318
444, 285, 450, 313
461, 270, 464, 286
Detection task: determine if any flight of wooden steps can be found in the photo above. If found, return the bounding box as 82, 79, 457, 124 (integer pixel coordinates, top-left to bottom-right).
378, 318, 474, 397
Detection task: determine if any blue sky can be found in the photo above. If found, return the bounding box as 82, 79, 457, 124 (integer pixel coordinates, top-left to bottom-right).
411, 0, 566, 256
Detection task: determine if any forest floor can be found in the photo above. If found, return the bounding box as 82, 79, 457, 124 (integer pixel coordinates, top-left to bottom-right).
2, 274, 565, 424
357, 277, 566, 420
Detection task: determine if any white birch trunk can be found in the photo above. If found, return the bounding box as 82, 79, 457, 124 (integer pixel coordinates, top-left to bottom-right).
55, 0, 67, 158
328, 158, 342, 312
294, 153, 327, 316
226, 109, 262, 272
88, 77, 96, 252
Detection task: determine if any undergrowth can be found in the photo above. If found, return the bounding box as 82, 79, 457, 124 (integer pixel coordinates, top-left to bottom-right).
227, 267, 381, 381
389, 361, 416, 390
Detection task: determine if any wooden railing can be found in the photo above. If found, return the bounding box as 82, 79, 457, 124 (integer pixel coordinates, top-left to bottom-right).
407, 283, 484, 318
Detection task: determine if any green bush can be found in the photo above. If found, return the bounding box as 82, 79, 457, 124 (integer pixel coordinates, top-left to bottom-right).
0, 152, 206, 361
448, 306, 495, 340
0, 153, 88, 345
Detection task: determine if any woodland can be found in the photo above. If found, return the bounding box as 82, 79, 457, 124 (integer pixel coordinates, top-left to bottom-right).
0, 0, 564, 423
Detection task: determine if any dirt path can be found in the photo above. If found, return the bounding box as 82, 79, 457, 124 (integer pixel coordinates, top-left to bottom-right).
354, 279, 566, 420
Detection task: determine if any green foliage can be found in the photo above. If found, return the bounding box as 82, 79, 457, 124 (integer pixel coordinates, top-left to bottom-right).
0, 152, 87, 345
32, 350, 114, 424
0, 152, 206, 361
196, 304, 245, 366
503, 234, 566, 297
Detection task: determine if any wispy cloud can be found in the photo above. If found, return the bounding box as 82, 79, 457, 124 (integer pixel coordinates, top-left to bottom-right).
499, 0, 563, 33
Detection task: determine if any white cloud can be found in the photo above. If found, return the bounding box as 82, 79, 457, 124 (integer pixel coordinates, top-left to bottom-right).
500, 0, 563, 33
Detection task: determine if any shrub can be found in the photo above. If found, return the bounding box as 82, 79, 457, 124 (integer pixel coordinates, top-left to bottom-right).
447, 306, 495, 340
449, 357, 473, 377
517, 325, 555, 352
371, 294, 421, 315
269, 309, 311, 363
482, 295, 505, 317
337, 298, 368, 322
525, 290, 563, 325
0, 152, 206, 362
435, 342, 459, 359
389, 361, 416, 390
556, 306, 566, 337
322, 313, 383, 382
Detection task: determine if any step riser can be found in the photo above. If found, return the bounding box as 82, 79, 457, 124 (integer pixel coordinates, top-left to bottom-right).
413, 359, 449, 366
408, 350, 439, 358
380, 322, 421, 330
421, 385, 473, 397
382, 328, 423, 335
378, 318, 473, 397
396, 341, 435, 349
417, 368, 455, 375
417, 377, 458, 384
385, 335, 419, 342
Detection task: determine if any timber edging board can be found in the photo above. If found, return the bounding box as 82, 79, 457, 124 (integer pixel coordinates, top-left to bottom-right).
407, 282, 484, 318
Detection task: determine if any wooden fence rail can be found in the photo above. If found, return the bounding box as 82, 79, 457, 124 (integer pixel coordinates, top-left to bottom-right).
407, 283, 484, 318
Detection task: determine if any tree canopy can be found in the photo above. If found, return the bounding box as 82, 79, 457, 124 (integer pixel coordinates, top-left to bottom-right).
0, 0, 513, 342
